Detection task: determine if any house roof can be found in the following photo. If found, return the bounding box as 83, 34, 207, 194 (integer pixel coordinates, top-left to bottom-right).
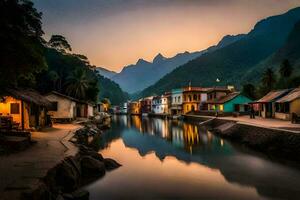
46, 91, 79, 102
207, 86, 232, 93
276, 88, 300, 103
255, 89, 292, 103
4, 88, 51, 107
206, 92, 241, 104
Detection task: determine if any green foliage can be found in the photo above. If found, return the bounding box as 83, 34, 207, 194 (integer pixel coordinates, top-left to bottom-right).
0, 0, 47, 88
261, 68, 277, 93
279, 59, 293, 78
48, 35, 72, 53
242, 84, 257, 100
97, 73, 129, 105
65, 68, 90, 99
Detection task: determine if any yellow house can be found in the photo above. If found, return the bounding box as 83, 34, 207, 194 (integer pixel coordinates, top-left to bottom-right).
182, 87, 210, 114
0, 89, 51, 130
275, 88, 300, 121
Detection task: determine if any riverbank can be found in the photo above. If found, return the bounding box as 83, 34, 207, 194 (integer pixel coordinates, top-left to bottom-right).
184, 114, 300, 163
0, 123, 81, 200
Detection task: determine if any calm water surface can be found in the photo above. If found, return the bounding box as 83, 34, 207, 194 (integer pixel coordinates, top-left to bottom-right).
86, 115, 300, 200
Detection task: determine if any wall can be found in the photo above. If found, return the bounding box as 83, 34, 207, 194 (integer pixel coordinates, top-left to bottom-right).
223, 95, 252, 113
87, 105, 94, 117
291, 99, 300, 115
45, 94, 75, 119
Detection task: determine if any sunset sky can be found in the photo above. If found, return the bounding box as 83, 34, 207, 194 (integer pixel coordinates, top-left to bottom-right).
33, 0, 300, 72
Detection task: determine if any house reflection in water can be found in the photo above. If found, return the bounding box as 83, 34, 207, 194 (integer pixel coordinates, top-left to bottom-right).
123, 116, 221, 153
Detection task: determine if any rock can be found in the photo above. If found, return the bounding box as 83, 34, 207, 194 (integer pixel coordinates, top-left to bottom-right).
21, 182, 52, 200
80, 156, 106, 177
55, 159, 80, 192
103, 158, 122, 171
62, 189, 89, 200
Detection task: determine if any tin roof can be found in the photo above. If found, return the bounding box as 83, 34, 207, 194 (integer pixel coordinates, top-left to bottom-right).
276, 88, 300, 103
207, 92, 241, 104
256, 89, 292, 103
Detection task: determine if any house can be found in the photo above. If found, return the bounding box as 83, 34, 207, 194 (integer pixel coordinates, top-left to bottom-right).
274, 88, 300, 121
182, 87, 210, 114
120, 102, 128, 114
129, 101, 141, 115
141, 97, 153, 114
45, 91, 78, 121
76, 101, 95, 118
251, 89, 292, 118
0, 88, 51, 130
152, 95, 169, 115
170, 88, 183, 115
206, 92, 252, 114
95, 102, 104, 113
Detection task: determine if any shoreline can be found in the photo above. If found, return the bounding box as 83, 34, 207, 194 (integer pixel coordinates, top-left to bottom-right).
183, 115, 300, 163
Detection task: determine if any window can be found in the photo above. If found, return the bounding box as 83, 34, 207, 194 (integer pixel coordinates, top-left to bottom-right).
220, 104, 224, 111
10, 103, 20, 114
50, 102, 58, 111
188, 95, 192, 102
193, 94, 197, 101
178, 96, 181, 102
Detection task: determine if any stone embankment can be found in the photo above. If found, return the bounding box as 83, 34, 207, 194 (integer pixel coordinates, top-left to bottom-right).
203, 118, 300, 162
22, 114, 120, 200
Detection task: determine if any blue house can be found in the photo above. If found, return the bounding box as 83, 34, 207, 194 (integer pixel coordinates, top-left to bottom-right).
207, 92, 252, 113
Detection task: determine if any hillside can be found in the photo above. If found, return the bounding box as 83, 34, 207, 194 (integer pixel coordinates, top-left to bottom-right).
138, 7, 300, 98
111, 34, 245, 94
95, 67, 117, 79
97, 73, 128, 105
243, 20, 300, 82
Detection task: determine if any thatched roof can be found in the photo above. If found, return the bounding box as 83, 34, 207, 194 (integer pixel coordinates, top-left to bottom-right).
276, 88, 300, 103
4, 88, 51, 107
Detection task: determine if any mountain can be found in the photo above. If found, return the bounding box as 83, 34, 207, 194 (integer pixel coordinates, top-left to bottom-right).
95, 67, 117, 79
243, 19, 300, 81
96, 72, 128, 105
138, 7, 300, 98
111, 34, 245, 94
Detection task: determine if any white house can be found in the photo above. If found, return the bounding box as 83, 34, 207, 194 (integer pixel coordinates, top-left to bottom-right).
45, 91, 77, 121
170, 88, 183, 115
152, 95, 169, 114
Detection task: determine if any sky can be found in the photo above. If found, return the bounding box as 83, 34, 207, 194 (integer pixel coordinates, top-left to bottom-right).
33, 0, 300, 72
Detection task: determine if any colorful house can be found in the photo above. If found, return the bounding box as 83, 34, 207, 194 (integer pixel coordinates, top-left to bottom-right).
182, 87, 210, 114
152, 95, 170, 115
129, 101, 141, 115
207, 92, 252, 113
274, 88, 300, 121
141, 96, 153, 114
0, 89, 51, 130
170, 88, 183, 115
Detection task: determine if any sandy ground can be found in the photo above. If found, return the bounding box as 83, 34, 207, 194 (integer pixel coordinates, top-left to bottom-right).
0, 123, 81, 200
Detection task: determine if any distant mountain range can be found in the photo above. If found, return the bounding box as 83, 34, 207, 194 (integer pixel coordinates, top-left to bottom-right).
104, 33, 245, 94
95, 67, 117, 79
138, 7, 300, 98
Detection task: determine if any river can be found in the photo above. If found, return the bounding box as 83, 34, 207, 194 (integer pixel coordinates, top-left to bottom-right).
85, 115, 300, 200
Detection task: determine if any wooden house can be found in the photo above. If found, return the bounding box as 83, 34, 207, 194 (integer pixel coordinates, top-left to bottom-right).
206, 92, 252, 114
251, 89, 292, 118
140, 97, 153, 114
0, 89, 51, 130
274, 88, 300, 121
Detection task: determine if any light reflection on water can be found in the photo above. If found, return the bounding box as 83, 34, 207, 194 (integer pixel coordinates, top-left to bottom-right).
86, 115, 300, 200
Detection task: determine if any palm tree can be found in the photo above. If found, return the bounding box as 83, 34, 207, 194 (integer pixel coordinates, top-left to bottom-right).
261, 68, 276, 92
65, 68, 90, 99
279, 59, 293, 78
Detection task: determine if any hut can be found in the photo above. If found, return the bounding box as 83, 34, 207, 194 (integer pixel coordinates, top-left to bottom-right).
0, 88, 51, 130
44, 91, 78, 122
274, 88, 300, 121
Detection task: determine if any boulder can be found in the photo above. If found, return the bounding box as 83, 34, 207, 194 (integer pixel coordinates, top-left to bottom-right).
55, 159, 80, 192
80, 156, 106, 177
103, 158, 122, 171
62, 189, 89, 200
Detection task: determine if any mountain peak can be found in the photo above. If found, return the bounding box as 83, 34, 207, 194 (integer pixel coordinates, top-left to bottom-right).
153, 53, 166, 63
136, 58, 149, 65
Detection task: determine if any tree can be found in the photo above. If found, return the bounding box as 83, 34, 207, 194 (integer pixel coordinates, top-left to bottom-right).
279, 59, 293, 78
242, 84, 256, 99
48, 35, 72, 53
0, 0, 46, 88
261, 68, 276, 93
65, 68, 90, 99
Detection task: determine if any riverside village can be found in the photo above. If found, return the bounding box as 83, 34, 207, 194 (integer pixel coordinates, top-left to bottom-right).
1, 1, 300, 200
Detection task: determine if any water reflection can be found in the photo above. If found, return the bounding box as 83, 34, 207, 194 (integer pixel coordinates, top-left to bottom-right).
87, 115, 300, 200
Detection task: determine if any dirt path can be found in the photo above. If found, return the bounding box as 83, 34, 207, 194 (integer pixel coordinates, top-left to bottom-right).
0, 123, 81, 200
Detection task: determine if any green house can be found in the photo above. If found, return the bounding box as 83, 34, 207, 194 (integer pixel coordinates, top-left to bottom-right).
207, 92, 252, 113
